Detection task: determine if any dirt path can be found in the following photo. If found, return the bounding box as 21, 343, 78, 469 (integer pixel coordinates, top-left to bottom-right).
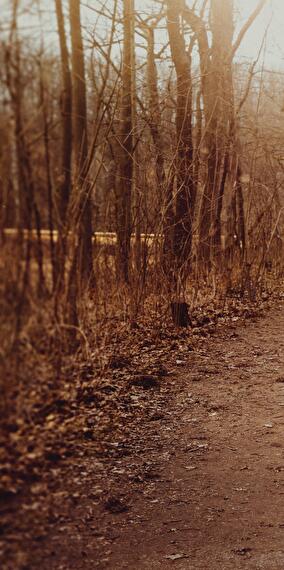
107, 306, 284, 569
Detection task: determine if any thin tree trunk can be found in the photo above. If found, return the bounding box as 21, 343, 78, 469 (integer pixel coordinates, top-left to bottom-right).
116, 0, 134, 283
54, 0, 73, 293
167, 0, 196, 273
55, 0, 72, 224
5, 7, 46, 297
145, 24, 174, 269
69, 0, 93, 283
39, 63, 56, 290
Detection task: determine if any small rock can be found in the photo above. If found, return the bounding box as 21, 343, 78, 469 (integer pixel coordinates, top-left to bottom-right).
104, 496, 129, 514
234, 547, 252, 556
165, 553, 189, 561
130, 375, 160, 390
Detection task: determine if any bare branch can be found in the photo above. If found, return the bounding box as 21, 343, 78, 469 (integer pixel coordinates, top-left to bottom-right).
230, 0, 268, 61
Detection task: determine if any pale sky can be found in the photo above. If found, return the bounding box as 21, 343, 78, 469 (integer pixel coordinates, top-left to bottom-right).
235, 0, 284, 68
1, 0, 284, 71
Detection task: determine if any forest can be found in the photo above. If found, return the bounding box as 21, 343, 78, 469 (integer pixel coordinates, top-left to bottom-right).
1, 0, 284, 568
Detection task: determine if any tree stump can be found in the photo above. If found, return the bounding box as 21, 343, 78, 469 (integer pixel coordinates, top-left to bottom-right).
171, 302, 191, 327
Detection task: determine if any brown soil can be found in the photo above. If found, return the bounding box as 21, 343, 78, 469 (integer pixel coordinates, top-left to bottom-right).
1, 303, 284, 569
105, 305, 284, 569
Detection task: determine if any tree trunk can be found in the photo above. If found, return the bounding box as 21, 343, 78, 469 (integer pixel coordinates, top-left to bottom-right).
39, 63, 56, 290
166, 0, 196, 274
54, 0, 73, 292
69, 0, 93, 283
145, 23, 174, 271
55, 0, 72, 225
5, 5, 46, 297
116, 0, 134, 283
199, 0, 234, 265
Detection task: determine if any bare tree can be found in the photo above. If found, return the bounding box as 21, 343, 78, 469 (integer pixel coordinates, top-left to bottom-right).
54, 0, 73, 291
55, 0, 72, 226
182, 0, 267, 267
69, 0, 93, 282
5, 0, 46, 296
116, 0, 134, 283
167, 0, 196, 275
141, 17, 174, 269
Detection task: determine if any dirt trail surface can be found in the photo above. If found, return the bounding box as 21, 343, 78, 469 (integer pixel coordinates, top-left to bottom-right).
106, 306, 284, 570
1, 304, 284, 569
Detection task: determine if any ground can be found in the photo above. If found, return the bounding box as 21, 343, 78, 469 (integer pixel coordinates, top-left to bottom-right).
1, 301, 284, 569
